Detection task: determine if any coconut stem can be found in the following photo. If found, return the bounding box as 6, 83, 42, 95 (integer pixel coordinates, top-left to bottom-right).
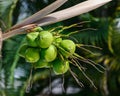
2, 0, 111, 40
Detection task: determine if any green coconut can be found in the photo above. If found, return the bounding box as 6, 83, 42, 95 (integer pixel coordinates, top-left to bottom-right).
34, 59, 51, 68
25, 48, 40, 63
59, 39, 76, 58
53, 58, 69, 75
38, 31, 53, 48
41, 45, 57, 62
26, 32, 39, 47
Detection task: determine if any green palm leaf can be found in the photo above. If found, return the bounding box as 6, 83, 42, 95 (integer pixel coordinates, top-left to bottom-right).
73, 14, 109, 48
0, 0, 18, 30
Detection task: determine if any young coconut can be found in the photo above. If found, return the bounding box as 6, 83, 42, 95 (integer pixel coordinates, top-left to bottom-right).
34, 59, 51, 68
25, 48, 40, 63
26, 32, 39, 47
38, 31, 54, 48
41, 45, 57, 62
59, 39, 76, 58
53, 58, 69, 75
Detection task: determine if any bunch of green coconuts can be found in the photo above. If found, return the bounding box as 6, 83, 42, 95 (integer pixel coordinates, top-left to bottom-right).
19, 27, 76, 75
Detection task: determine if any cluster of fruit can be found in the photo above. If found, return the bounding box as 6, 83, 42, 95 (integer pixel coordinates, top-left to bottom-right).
19, 27, 76, 75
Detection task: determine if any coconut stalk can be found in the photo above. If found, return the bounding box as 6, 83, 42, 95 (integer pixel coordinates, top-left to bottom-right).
2, 0, 112, 41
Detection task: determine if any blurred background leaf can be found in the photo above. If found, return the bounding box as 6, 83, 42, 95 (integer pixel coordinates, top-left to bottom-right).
0, 0, 18, 30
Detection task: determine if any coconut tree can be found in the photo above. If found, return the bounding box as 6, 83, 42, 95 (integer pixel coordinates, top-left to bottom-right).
1, 0, 119, 96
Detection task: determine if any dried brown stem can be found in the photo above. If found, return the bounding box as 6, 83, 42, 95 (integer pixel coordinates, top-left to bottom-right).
10, 0, 68, 30
3, 0, 111, 40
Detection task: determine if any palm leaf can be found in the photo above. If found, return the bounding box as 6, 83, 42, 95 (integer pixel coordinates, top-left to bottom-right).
0, 0, 18, 30
111, 19, 120, 57
73, 14, 109, 48
72, 13, 120, 71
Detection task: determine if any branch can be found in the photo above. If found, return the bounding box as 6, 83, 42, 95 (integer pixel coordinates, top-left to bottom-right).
3, 24, 36, 40
3, 0, 112, 40
11, 0, 68, 30
36, 0, 112, 26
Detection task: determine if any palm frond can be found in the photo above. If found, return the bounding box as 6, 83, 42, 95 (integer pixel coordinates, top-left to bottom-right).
111, 19, 120, 57
0, 0, 18, 30
73, 14, 109, 48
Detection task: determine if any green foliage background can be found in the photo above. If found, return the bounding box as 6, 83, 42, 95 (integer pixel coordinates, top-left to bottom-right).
0, 0, 120, 96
